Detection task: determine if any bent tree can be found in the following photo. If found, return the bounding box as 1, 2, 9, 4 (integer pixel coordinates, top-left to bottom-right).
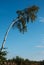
0, 5, 39, 51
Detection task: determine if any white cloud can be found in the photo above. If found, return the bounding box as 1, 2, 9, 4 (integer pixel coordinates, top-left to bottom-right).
39, 17, 44, 22
35, 45, 44, 48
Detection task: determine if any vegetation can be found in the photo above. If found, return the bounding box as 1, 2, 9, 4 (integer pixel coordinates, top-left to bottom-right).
0, 5, 39, 64
0, 56, 44, 65
0, 50, 7, 65
0, 5, 39, 51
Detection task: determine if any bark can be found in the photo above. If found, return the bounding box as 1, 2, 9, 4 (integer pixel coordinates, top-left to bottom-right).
0, 16, 22, 51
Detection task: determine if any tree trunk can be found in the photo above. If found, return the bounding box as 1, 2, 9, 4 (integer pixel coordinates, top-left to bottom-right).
0, 16, 21, 51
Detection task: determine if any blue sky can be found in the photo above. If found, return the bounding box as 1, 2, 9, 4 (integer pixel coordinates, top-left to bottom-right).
0, 0, 44, 61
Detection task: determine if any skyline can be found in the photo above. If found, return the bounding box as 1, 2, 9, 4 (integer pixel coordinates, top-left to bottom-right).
0, 0, 44, 61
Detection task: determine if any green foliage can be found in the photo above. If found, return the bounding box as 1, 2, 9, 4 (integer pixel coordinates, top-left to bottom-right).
1, 56, 44, 65
0, 50, 7, 64
14, 56, 24, 65
12, 5, 39, 33
0, 5, 39, 65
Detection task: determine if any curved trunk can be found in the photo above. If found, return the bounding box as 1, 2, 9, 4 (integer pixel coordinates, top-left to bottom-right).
0, 16, 21, 51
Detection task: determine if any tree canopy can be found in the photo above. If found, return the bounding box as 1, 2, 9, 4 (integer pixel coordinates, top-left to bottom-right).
12, 5, 39, 33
